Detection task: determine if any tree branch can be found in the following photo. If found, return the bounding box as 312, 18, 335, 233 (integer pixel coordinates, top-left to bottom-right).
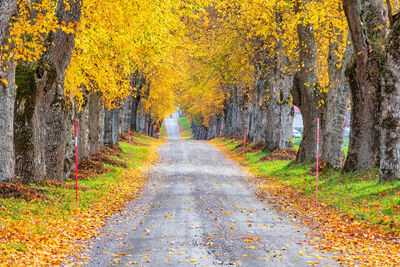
387, 0, 393, 27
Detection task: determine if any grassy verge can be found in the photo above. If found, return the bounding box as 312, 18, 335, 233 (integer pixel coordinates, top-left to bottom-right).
178, 117, 192, 139
293, 137, 349, 155
211, 137, 400, 265
215, 137, 400, 233
0, 134, 163, 265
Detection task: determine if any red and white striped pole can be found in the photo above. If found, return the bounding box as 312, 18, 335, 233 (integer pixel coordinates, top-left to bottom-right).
315, 118, 320, 206
128, 128, 132, 160
243, 125, 247, 164
73, 103, 78, 202
146, 121, 149, 136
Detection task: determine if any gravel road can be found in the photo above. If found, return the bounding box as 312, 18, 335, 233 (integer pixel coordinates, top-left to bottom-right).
76, 118, 337, 266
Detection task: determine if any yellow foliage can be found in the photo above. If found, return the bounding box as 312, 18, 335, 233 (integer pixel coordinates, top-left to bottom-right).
5, 0, 350, 121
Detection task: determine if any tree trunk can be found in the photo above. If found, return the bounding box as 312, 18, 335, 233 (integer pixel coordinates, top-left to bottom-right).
104, 108, 113, 146
112, 108, 120, 144
88, 92, 104, 155
136, 107, 147, 134
0, 0, 17, 181
104, 108, 120, 146
191, 117, 198, 138
119, 98, 131, 134
380, 14, 400, 180
291, 10, 322, 162
278, 73, 294, 150
14, 0, 82, 182
130, 95, 140, 131
321, 36, 352, 168
77, 99, 90, 162
14, 64, 48, 182
342, 0, 387, 171
0, 60, 16, 182
251, 78, 267, 144
265, 72, 281, 151
265, 51, 294, 151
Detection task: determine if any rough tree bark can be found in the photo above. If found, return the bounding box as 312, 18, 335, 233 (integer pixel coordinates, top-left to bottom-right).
88, 92, 104, 155
265, 46, 294, 151
104, 108, 120, 147
14, 0, 82, 182
0, 0, 17, 182
277, 72, 294, 150
342, 0, 387, 171
14, 63, 48, 182
130, 72, 145, 132
191, 118, 199, 139
130, 95, 140, 131
135, 100, 149, 134
291, 5, 322, 162
223, 86, 238, 135
77, 98, 90, 162
321, 36, 352, 168
249, 64, 268, 144
380, 13, 400, 180
119, 99, 131, 134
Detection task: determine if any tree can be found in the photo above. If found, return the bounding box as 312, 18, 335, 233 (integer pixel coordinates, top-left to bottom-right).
342, 0, 387, 171
0, 0, 17, 182
14, 0, 82, 182
380, 5, 400, 180
291, 2, 322, 162
321, 37, 352, 168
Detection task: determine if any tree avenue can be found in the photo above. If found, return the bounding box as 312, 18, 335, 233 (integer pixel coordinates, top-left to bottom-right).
0, 0, 400, 184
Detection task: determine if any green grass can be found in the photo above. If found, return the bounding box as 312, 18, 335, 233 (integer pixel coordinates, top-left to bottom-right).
178, 117, 192, 139
160, 122, 166, 137
0, 133, 158, 264
0, 133, 151, 222
293, 137, 349, 156
219, 137, 400, 233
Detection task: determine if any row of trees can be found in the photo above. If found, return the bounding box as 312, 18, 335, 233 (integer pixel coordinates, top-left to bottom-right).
182, 0, 400, 181
0, 0, 399, 183
0, 0, 202, 183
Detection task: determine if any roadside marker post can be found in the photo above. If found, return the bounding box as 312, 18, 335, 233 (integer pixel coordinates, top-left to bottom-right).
315, 118, 320, 206
146, 122, 149, 136
129, 128, 132, 160
243, 125, 247, 164
73, 102, 78, 203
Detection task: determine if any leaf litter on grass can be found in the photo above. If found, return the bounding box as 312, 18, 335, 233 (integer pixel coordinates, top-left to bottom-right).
0, 138, 163, 266
211, 140, 400, 266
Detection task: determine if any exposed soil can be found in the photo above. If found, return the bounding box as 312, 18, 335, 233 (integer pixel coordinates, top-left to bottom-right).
307, 162, 329, 174
246, 142, 265, 153
223, 134, 244, 142
45, 180, 90, 191
69, 146, 127, 180
234, 139, 252, 150
119, 132, 148, 145
0, 142, 130, 201
0, 183, 42, 201
261, 149, 297, 161
100, 145, 124, 156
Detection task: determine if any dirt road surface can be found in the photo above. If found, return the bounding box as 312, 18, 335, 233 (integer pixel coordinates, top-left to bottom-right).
76, 118, 337, 266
